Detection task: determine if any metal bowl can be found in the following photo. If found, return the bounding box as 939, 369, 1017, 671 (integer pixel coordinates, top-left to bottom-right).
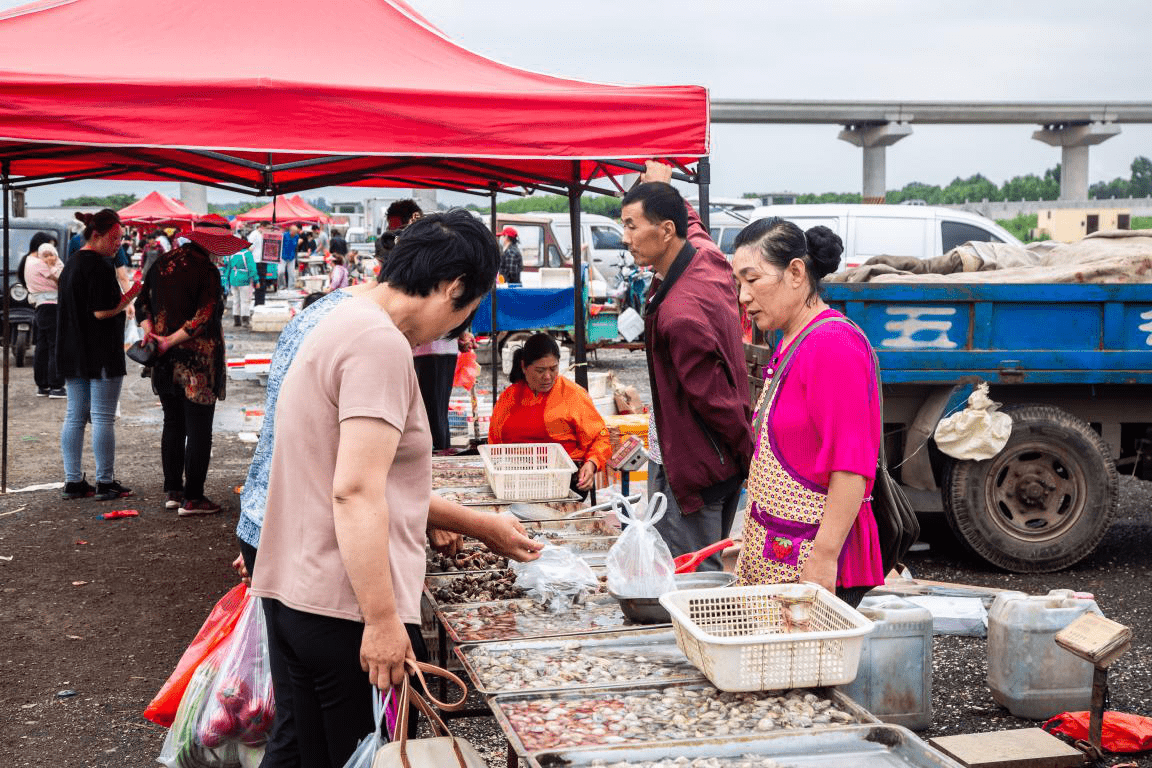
611, 571, 735, 624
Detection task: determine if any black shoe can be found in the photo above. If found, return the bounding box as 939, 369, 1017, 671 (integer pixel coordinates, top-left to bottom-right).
94, 480, 133, 501
234, 316, 243, 327
48, 388, 67, 399
37, 388, 50, 397
62, 476, 95, 500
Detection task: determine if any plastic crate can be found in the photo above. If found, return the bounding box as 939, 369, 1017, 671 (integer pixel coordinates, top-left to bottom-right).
478, 443, 576, 501
659, 583, 874, 692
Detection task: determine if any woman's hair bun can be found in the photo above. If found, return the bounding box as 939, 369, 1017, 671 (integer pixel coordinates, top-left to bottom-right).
805, 225, 843, 279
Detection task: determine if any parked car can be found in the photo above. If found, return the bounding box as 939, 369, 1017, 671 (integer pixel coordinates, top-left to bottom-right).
708, 204, 1020, 267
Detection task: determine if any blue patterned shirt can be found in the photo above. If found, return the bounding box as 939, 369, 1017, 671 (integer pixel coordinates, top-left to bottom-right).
235, 290, 353, 547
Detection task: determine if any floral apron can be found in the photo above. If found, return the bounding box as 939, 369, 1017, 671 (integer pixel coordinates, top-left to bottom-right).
735, 381, 827, 586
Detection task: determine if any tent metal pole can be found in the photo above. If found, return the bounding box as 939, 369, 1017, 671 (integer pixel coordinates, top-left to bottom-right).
489, 187, 498, 409
569, 162, 588, 390
697, 156, 711, 231
1, 162, 10, 492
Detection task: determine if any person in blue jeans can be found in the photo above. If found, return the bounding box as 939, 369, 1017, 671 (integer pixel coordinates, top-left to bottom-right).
56, 209, 139, 501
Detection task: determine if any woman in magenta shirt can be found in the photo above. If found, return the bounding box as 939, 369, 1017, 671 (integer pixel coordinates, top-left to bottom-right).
730, 217, 884, 607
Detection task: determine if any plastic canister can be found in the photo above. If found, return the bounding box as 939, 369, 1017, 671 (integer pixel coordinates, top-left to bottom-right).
986, 589, 1102, 720
838, 595, 933, 730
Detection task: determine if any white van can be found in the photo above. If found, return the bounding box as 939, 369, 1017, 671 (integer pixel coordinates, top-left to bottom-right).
708, 204, 1021, 269
528, 212, 631, 283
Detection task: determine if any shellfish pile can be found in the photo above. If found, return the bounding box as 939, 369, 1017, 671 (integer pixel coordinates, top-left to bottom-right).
464, 640, 700, 691
588, 759, 793, 768
426, 545, 507, 573
500, 687, 857, 753
429, 570, 524, 604
440, 598, 628, 642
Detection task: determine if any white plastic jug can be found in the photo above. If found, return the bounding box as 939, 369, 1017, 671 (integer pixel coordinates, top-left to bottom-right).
839, 595, 933, 730
986, 589, 1101, 720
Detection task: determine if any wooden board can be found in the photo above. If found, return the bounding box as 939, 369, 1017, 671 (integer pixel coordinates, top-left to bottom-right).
930, 729, 1085, 768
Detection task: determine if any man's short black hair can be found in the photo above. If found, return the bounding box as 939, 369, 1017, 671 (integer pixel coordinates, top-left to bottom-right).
385, 199, 422, 226
621, 182, 687, 238
379, 210, 498, 310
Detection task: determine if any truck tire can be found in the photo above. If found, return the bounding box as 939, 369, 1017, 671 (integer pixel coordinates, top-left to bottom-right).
942, 404, 1117, 573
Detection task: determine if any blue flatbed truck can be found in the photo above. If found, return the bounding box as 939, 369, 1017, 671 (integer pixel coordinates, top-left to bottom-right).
752, 281, 1152, 573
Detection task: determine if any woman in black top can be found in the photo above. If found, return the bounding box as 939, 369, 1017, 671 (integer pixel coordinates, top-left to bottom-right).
135, 228, 233, 516
57, 210, 139, 501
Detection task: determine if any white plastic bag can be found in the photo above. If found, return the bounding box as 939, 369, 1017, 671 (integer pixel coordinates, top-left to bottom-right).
511, 544, 601, 612
605, 493, 676, 598
193, 596, 275, 751
934, 383, 1012, 461
157, 642, 242, 768
341, 688, 388, 768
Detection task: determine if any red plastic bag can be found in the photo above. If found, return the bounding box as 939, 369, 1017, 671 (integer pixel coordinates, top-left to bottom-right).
143, 583, 249, 727
453, 350, 479, 390
1044, 711, 1152, 753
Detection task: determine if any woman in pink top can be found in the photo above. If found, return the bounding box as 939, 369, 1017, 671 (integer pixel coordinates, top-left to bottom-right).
730, 217, 883, 607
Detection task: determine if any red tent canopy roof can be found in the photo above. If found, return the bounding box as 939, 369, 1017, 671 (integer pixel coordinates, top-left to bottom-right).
0, 0, 708, 195
116, 190, 197, 224
235, 196, 326, 225
287, 196, 330, 223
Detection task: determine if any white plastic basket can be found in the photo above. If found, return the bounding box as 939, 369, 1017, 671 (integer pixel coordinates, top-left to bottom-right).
478, 443, 576, 501
659, 583, 874, 692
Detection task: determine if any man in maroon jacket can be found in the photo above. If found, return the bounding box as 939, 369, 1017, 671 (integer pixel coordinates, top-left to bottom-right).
621, 161, 753, 571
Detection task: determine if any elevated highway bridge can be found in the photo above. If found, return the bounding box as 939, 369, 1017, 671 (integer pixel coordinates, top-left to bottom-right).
709, 100, 1152, 202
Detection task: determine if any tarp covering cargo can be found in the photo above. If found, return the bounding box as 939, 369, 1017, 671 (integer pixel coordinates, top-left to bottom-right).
828, 230, 1152, 284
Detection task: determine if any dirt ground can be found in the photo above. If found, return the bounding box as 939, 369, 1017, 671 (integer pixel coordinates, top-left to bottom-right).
1, 338, 1150, 768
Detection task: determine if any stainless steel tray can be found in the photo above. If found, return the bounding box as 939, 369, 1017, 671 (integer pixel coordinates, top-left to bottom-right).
434, 592, 657, 644
436, 485, 583, 506
455, 628, 704, 695
526, 725, 964, 768
490, 681, 877, 759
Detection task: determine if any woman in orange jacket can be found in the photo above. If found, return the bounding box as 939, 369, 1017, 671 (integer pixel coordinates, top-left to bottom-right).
489, 333, 612, 494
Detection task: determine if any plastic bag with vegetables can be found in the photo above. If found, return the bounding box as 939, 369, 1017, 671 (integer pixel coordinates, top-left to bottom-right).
194, 596, 276, 750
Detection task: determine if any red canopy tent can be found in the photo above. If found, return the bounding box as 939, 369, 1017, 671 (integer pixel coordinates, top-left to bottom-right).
0, 0, 709, 197
235, 196, 326, 226
116, 190, 197, 226
0, 0, 713, 488
287, 196, 330, 224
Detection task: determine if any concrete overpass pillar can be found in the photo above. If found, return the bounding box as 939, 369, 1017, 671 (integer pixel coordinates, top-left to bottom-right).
1032, 122, 1121, 201
838, 122, 913, 203
179, 182, 208, 215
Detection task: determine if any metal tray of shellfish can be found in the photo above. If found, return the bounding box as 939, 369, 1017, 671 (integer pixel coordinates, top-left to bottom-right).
526, 724, 964, 768
426, 535, 618, 576
434, 592, 659, 644
489, 681, 878, 759
455, 628, 705, 696
435, 485, 584, 506
424, 567, 608, 607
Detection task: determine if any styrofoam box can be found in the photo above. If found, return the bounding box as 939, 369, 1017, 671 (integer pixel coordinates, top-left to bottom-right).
539, 267, 574, 287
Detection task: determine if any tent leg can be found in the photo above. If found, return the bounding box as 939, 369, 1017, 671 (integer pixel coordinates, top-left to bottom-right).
489, 188, 498, 410
569, 163, 588, 390
2, 163, 10, 493
697, 156, 711, 231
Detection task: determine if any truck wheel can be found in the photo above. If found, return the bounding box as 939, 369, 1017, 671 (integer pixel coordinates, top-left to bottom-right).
942, 404, 1117, 573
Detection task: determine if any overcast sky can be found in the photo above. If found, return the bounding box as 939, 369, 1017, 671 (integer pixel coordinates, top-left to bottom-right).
12, 0, 1152, 207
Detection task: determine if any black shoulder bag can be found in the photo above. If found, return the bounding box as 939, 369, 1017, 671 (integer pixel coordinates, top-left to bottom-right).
751, 317, 918, 576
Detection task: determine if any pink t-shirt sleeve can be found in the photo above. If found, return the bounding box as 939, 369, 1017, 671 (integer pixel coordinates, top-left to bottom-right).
334, 329, 414, 431
771, 322, 881, 489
